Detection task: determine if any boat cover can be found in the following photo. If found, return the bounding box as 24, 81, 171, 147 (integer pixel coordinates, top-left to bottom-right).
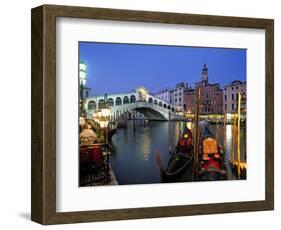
203, 137, 218, 154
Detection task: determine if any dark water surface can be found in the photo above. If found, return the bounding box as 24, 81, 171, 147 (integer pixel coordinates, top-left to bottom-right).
110, 120, 246, 185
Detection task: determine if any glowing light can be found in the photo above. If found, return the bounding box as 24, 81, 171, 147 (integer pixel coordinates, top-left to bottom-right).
79, 62, 86, 72
226, 124, 232, 141
141, 131, 151, 161
99, 120, 109, 128
138, 87, 148, 101
139, 87, 147, 95
79, 117, 85, 126
101, 108, 111, 117
226, 113, 232, 121
186, 122, 192, 130
79, 61, 87, 85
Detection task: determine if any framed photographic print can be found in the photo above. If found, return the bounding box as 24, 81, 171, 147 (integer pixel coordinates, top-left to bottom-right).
31, 4, 274, 224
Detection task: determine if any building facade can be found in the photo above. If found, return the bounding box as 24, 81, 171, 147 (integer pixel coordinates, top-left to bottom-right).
154, 87, 172, 104
184, 64, 223, 114
197, 84, 223, 114
184, 88, 195, 114
223, 80, 246, 114
173, 82, 187, 112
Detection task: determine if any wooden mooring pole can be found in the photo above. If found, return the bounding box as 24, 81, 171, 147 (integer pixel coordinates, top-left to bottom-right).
193, 88, 201, 180
168, 111, 172, 154
231, 113, 237, 165
237, 93, 242, 179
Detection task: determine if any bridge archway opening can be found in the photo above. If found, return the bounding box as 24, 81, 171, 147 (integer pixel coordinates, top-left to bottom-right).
148, 97, 153, 103
130, 95, 136, 103
154, 99, 158, 105
123, 96, 129, 104
98, 99, 106, 109
107, 98, 114, 106
167, 105, 171, 110
159, 102, 162, 107
171, 107, 175, 112
88, 100, 96, 110
115, 97, 122, 105
133, 107, 166, 121
163, 103, 167, 108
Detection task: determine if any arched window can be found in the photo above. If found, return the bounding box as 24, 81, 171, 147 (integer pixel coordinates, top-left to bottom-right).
163, 104, 167, 108
183, 104, 187, 111
87, 100, 96, 110
148, 97, 153, 103
159, 102, 162, 107
130, 95, 136, 103
123, 96, 129, 104
107, 98, 114, 106
98, 99, 106, 109
115, 97, 122, 106
154, 99, 158, 105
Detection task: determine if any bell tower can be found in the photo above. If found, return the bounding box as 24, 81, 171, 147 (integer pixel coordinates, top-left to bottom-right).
201, 63, 208, 85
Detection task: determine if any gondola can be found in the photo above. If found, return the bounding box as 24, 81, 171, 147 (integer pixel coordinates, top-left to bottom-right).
198, 126, 227, 181
156, 127, 194, 183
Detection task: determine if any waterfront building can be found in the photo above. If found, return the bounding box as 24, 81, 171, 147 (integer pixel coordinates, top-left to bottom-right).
154, 83, 187, 113
195, 64, 223, 114
173, 82, 188, 113
184, 88, 195, 114
223, 80, 246, 114
184, 64, 223, 114
154, 87, 173, 104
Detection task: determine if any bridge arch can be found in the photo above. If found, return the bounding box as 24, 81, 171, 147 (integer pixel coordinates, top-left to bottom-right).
107, 98, 114, 106
86, 93, 178, 120
115, 97, 122, 105
98, 99, 106, 109
123, 96, 129, 104
88, 100, 96, 110
133, 107, 166, 120
130, 95, 136, 103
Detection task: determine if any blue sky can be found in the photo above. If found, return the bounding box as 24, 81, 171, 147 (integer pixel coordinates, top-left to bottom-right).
79, 42, 246, 96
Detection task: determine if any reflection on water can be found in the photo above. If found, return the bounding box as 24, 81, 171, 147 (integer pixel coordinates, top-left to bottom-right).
110, 120, 246, 185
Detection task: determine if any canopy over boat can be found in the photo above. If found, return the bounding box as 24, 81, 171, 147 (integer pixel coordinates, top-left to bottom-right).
198, 125, 226, 181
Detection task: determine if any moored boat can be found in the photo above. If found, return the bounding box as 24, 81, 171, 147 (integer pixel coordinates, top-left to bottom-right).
198, 126, 227, 181
156, 127, 194, 183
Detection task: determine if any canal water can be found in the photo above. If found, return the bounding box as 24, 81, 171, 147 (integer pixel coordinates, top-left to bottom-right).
110, 120, 246, 185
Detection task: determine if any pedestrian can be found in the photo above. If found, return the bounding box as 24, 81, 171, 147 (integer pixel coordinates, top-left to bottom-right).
80, 123, 97, 146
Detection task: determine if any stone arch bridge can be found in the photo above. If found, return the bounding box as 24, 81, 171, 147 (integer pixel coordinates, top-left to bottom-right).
84, 89, 179, 121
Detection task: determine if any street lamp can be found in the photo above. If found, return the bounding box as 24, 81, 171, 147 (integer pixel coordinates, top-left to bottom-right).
79, 60, 87, 117
92, 107, 111, 143
101, 107, 111, 143
79, 117, 85, 126
101, 108, 111, 118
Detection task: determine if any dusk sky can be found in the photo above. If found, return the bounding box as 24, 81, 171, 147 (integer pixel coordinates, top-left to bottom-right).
79, 42, 246, 96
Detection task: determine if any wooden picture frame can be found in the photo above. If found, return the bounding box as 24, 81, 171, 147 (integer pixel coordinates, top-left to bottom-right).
31, 4, 274, 225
